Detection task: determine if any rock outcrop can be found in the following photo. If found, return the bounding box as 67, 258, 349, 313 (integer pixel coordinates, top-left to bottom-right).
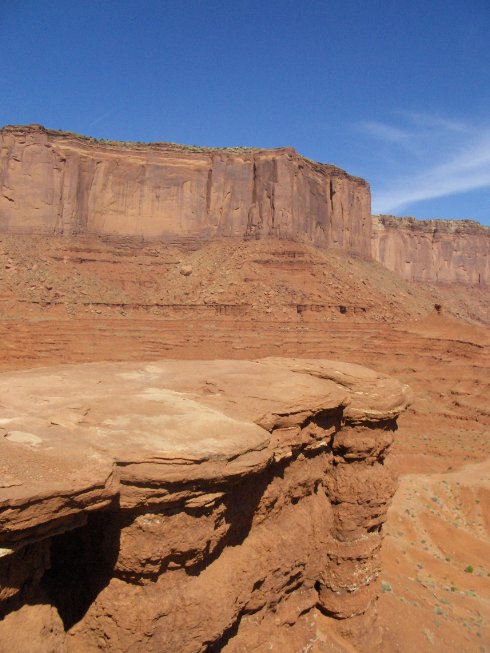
0, 125, 371, 257
372, 215, 490, 286
0, 358, 410, 652
3, 125, 487, 288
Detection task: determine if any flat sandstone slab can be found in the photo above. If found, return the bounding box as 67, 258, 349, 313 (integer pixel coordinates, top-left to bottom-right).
0, 358, 410, 543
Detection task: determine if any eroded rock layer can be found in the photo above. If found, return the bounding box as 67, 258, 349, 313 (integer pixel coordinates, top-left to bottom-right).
0, 125, 371, 256
0, 358, 410, 652
372, 214, 490, 286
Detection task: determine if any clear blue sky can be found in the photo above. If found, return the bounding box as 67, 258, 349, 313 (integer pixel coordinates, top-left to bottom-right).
2, 0, 490, 225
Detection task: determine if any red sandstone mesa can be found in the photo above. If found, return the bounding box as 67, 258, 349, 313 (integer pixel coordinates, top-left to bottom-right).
372, 214, 490, 286
2, 125, 489, 287
0, 358, 410, 652
0, 125, 371, 257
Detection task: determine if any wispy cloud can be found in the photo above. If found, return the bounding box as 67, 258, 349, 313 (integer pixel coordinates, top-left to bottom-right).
375, 136, 490, 212
88, 108, 116, 129
357, 120, 411, 144
394, 110, 470, 134
357, 112, 490, 213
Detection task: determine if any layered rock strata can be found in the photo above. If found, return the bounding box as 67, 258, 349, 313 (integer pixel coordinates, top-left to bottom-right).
2, 125, 489, 287
0, 125, 371, 256
372, 214, 490, 286
0, 358, 410, 652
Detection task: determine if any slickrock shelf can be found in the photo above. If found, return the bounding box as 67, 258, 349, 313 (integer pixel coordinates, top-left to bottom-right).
0, 358, 410, 652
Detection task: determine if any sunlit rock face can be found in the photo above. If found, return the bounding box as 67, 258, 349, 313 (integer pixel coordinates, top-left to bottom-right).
0, 125, 371, 257
372, 214, 490, 286
4, 124, 487, 292
0, 358, 410, 652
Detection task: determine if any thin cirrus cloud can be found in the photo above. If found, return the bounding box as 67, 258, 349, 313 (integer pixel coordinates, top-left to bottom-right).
87, 107, 117, 129
394, 110, 470, 134
357, 120, 411, 145
357, 112, 490, 214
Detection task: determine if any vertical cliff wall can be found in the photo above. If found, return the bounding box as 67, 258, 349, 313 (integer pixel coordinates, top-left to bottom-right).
4, 125, 488, 285
0, 125, 371, 256
372, 215, 490, 286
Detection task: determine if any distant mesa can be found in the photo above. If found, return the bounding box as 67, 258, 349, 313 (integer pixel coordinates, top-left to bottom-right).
372, 214, 489, 286
0, 124, 488, 285
0, 124, 371, 257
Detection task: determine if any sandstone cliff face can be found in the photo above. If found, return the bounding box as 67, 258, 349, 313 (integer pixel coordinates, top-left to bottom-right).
4, 125, 487, 288
0, 358, 410, 652
0, 125, 371, 257
372, 215, 490, 286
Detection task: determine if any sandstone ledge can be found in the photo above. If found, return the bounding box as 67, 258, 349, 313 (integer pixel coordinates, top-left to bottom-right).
0, 358, 410, 652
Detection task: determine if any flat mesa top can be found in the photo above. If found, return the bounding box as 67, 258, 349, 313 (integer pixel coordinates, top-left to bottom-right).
0, 124, 368, 183
0, 358, 410, 505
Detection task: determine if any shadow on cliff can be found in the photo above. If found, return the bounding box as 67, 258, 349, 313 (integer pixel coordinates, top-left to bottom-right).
40, 502, 121, 630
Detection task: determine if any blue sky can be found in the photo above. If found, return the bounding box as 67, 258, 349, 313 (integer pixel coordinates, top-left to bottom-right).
2, 0, 490, 225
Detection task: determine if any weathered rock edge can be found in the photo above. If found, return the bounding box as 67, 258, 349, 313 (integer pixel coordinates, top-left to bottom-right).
0, 358, 410, 652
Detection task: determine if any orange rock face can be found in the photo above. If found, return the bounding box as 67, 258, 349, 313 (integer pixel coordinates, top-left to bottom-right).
0, 125, 371, 256
2, 125, 489, 288
372, 215, 490, 286
0, 358, 409, 652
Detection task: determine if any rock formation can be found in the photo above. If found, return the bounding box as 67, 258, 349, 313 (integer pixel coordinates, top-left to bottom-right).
0, 125, 371, 257
372, 215, 490, 286
2, 123, 489, 288
0, 358, 410, 652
